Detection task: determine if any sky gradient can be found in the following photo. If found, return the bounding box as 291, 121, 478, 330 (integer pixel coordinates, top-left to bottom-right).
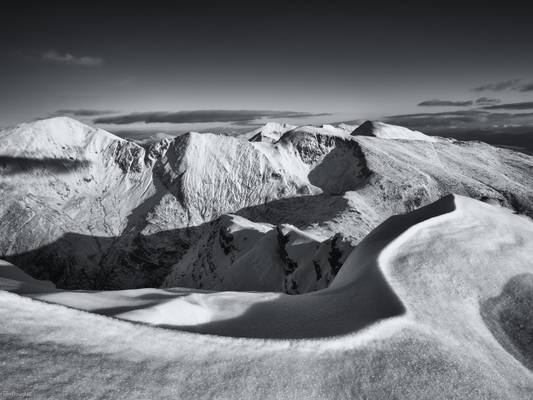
1, 2, 532, 151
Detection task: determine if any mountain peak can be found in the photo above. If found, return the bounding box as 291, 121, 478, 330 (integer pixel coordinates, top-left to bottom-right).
2, 116, 125, 145
247, 122, 296, 143
351, 120, 439, 142
0, 116, 138, 163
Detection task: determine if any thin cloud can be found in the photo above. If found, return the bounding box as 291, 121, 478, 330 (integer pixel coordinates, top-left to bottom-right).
94, 110, 331, 125
475, 97, 501, 106
41, 49, 104, 67
519, 83, 533, 92
481, 101, 533, 110
417, 99, 473, 107
387, 110, 487, 128
53, 109, 117, 117
472, 78, 522, 92
385, 109, 533, 131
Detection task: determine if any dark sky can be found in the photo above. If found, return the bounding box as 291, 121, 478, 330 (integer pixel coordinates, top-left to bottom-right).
1, 1, 533, 150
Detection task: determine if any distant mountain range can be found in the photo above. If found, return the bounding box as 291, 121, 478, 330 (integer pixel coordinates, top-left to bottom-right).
1, 116, 532, 292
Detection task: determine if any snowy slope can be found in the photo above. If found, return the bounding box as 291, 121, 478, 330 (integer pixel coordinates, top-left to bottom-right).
1, 196, 532, 399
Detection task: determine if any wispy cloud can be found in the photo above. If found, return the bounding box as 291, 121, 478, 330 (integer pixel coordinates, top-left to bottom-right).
475, 97, 501, 106
52, 109, 117, 117
472, 78, 522, 92
386, 110, 487, 129
40, 49, 104, 67
417, 99, 473, 107
481, 101, 533, 110
519, 83, 533, 92
385, 109, 533, 132
94, 110, 330, 125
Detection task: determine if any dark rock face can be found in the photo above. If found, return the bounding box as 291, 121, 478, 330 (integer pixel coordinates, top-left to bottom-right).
328, 234, 345, 276
113, 141, 145, 173
276, 227, 299, 276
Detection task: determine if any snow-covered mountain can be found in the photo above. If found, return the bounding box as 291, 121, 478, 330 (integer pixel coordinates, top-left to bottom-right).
1, 117, 532, 292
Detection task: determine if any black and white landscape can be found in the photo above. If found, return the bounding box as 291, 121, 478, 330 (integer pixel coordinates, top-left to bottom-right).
1, 3, 533, 399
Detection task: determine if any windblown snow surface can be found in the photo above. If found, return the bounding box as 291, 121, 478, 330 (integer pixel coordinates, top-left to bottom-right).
1, 195, 533, 399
